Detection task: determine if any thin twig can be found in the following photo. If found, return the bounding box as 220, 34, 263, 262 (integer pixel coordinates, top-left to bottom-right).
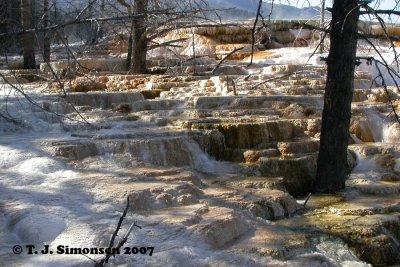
108, 196, 130, 257
303, 193, 312, 208
248, 0, 263, 66
250, 72, 296, 91
212, 47, 244, 75
0, 72, 91, 126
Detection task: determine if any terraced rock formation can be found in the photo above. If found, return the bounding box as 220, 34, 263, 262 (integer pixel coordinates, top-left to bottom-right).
1, 43, 400, 266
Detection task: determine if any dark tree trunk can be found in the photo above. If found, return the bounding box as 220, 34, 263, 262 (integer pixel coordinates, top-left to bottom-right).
126, 24, 133, 70
0, 1, 8, 23
21, 0, 36, 69
130, 0, 148, 74
0, 0, 11, 52
53, 0, 57, 22
314, 0, 360, 193
116, 1, 133, 69
43, 0, 50, 63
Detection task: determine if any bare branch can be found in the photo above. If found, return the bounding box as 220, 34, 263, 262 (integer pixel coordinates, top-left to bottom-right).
248, 0, 263, 66
212, 47, 244, 75
94, 197, 142, 267
360, 9, 400, 16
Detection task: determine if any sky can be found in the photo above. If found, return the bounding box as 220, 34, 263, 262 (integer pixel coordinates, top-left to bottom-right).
291, 0, 398, 9
287, 0, 400, 22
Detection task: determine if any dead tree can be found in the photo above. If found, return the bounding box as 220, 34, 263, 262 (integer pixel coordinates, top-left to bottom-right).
319, 0, 326, 53
43, 0, 50, 63
116, 0, 134, 69
131, 0, 149, 74
21, 0, 36, 69
315, 0, 400, 193
314, 0, 360, 193
115, 0, 213, 74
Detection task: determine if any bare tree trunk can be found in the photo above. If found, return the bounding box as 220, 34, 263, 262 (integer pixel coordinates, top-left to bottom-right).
314, 0, 360, 193
116, 0, 134, 69
319, 0, 325, 53
0, 0, 10, 51
43, 0, 50, 63
53, 0, 57, 22
130, 0, 148, 74
126, 21, 134, 69
21, 0, 36, 69
0, 1, 8, 24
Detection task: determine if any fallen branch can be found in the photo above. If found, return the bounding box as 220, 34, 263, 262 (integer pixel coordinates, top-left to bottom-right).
94, 196, 142, 267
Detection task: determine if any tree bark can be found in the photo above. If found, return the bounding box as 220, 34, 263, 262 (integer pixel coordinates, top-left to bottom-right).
319, 0, 325, 53
43, 0, 50, 63
21, 0, 36, 69
130, 0, 148, 74
126, 22, 134, 70
53, 0, 57, 22
314, 0, 360, 193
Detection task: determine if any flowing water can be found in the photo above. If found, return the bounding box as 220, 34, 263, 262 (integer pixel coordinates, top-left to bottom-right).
1, 53, 399, 266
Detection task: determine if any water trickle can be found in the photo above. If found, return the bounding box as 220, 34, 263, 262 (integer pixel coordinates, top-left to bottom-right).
2, 48, 400, 266
13, 212, 66, 243
313, 236, 369, 266
53, 135, 231, 174
364, 108, 387, 142
383, 122, 400, 143
351, 150, 378, 173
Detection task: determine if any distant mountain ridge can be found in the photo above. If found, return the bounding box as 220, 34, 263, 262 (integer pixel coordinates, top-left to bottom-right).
207, 0, 323, 20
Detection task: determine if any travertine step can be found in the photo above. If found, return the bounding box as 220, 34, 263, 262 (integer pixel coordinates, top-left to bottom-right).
132, 99, 185, 111
195, 95, 323, 110
258, 154, 317, 196
277, 139, 320, 155
203, 181, 300, 220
